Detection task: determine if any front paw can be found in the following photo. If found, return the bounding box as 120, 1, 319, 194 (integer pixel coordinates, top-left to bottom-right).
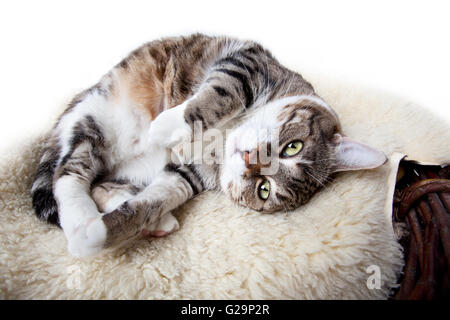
67, 216, 107, 257
142, 212, 180, 237
149, 102, 192, 148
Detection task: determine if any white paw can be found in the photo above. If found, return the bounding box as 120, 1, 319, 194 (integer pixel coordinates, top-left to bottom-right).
149, 102, 191, 148
156, 212, 179, 233
102, 192, 133, 213
92, 186, 135, 214
143, 212, 179, 237
67, 216, 107, 257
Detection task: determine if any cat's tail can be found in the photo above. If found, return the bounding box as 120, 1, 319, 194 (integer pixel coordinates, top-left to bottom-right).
30, 139, 61, 226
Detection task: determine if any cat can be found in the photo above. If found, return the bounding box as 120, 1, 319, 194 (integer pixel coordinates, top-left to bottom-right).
31, 33, 387, 257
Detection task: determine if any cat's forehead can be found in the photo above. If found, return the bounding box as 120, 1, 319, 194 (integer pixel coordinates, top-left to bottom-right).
250, 95, 326, 124
276, 96, 334, 118
275, 95, 341, 133
236, 95, 341, 147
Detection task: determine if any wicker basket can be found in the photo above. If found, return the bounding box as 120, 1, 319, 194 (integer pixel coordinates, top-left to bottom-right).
390, 160, 450, 299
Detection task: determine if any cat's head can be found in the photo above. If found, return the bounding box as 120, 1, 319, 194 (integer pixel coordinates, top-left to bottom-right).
220, 95, 387, 213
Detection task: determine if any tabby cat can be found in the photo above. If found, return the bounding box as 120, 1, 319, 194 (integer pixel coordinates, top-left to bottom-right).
31, 34, 387, 257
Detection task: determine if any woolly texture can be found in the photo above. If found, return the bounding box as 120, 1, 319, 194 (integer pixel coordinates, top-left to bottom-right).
1, 74, 449, 299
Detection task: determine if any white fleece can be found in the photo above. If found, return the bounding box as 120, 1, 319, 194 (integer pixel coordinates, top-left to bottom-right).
0, 72, 449, 299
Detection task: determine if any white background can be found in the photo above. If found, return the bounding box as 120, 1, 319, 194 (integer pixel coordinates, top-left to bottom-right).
0, 0, 449, 151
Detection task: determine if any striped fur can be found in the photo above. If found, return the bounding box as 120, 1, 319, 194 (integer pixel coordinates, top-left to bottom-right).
31, 34, 386, 256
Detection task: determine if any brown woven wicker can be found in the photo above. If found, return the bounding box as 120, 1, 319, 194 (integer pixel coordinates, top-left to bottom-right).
391, 160, 450, 300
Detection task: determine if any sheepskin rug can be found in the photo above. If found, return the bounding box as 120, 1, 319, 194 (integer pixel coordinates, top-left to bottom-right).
1, 73, 449, 300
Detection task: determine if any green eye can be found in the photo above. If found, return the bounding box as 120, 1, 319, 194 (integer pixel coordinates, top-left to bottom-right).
258, 180, 270, 200
282, 140, 303, 157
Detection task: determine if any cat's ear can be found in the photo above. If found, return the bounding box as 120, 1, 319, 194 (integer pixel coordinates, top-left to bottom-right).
332, 134, 387, 172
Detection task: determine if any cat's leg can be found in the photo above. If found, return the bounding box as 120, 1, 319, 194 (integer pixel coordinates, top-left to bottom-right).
91, 181, 179, 237
86, 164, 203, 249
54, 146, 106, 257
149, 52, 264, 147
51, 106, 111, 257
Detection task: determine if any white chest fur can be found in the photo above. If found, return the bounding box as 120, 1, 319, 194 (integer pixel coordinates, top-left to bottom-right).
100, 101, 170, 185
